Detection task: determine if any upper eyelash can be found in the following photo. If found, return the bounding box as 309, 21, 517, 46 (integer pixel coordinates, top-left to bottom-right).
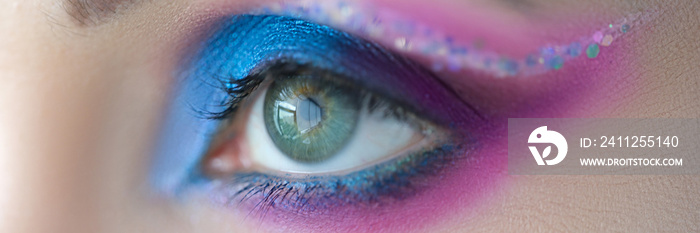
253, 0, 657, 77
207, 75, 263, 120
209, 61, 436, 124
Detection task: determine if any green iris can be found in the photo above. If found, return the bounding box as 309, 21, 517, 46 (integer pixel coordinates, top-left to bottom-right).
264, 76, 360, 163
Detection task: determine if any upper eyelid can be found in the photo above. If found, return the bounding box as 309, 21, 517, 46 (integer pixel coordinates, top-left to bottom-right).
189, 14, 482, 124
251, 0, 655, 77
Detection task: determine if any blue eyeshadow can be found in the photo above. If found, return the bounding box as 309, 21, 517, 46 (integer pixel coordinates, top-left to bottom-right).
189, 14, 476, 122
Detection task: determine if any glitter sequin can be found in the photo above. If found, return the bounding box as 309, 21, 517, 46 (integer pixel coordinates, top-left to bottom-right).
593, 31, 604, 43
601, 35, 614, 46
621, 24, 630, 33
586, 43, 600, 58
549, 56, 564, 70
394, 37, 411, 51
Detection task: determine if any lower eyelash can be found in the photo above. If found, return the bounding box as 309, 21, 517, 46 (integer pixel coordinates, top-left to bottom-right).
209, 140, 470, 215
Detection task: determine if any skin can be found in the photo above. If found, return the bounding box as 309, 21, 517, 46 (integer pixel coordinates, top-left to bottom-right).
0, 0, 698, 232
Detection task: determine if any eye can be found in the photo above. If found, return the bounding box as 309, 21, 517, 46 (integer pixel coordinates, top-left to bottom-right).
153, 14, 483, 216
212, 62, 443, 175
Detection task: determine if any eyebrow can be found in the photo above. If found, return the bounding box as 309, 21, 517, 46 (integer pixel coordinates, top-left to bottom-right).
62, 0, 138, 26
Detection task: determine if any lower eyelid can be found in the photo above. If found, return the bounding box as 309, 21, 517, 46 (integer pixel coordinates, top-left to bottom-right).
210, 139, 469, 210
